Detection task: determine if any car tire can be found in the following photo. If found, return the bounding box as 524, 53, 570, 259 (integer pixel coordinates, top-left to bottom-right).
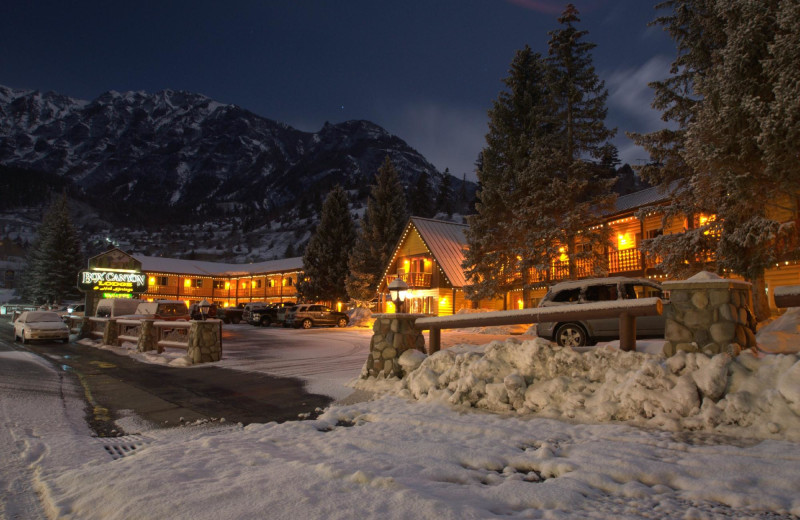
302, 319, 313, 329
555, 323, 588, 348
260, 317, 271, 327
232, 317, 240, 324
336, 318, 347, 328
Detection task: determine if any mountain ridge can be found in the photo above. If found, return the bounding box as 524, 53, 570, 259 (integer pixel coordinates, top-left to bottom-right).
0, 84, 472, 225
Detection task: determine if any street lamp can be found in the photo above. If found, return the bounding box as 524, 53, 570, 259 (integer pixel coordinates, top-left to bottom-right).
387, 278, 408, 313
198, 299, 212, 321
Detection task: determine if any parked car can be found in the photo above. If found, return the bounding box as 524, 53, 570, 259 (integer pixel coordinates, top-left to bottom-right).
276, 304, 293, 327
59, 303, 85, 323
218, 303, 246, 324
95, 298, 144, 318
535, 277, 667, 347
248, 301, 296, 327
241, 302, 267, 323
188, 302, 218, 320
286, 304, 349, 329
13, 311, 70, 344
119, 300, 190, 321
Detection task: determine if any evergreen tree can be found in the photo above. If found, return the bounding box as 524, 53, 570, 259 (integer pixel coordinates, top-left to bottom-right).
630, 0, 799, 320
297, 186, 355, 303
436, 168, 454, 217
346, 156, 408, 303
463, 46, 553, 306
410, 171, 434, 217
535, 3, 616, 280
24, 193, 83, 304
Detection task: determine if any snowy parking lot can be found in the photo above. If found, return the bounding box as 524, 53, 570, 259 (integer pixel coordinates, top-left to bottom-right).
2, 317, 800, 519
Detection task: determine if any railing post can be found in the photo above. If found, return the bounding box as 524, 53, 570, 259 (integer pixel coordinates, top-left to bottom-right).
428, 328, 441, 354
619, 313, 636, 352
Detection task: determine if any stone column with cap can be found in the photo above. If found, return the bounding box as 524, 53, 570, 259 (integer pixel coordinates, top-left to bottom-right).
662, 271, 756, 357
362, 313, 427, 378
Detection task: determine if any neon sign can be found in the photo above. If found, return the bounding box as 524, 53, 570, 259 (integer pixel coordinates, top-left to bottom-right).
77, 270, 147, 294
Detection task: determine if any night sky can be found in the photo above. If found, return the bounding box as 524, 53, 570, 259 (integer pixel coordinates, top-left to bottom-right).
2, 0, 675, 180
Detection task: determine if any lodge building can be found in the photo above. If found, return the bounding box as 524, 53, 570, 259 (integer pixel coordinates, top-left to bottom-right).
135, 255, 303, 308
80, 185, 797, 316
377, 185, 800, 315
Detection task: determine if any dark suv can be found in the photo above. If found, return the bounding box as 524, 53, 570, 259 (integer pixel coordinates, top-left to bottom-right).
535, 277, 667, 347
248, 301, 296, 327
286, 304, 349, 329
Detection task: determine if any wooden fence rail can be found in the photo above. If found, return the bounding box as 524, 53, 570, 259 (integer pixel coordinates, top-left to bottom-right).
414, 297, 663, 353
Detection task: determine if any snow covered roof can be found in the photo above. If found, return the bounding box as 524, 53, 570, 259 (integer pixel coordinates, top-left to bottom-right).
134, 255, 304, 277
409, 217, 468, 287
612, 182, 681, 215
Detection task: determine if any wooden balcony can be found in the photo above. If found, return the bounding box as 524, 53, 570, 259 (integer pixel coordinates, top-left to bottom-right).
387, 272, 432, 288
608, 248, 642, 273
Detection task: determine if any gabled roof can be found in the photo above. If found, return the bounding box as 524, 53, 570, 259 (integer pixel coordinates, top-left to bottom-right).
134, 255, 304, 277
404, 217, 468, 287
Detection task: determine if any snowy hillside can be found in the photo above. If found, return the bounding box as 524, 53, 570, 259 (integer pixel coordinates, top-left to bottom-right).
0, 84, 474, 226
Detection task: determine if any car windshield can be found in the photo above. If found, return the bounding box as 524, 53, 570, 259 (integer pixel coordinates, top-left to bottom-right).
26, 311, 62, 322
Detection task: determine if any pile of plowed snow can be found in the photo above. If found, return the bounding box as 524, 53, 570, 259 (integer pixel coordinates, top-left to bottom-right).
362, 338, 800, 441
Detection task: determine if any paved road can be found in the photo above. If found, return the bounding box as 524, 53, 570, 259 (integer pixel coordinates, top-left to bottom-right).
0, 319, 364, 437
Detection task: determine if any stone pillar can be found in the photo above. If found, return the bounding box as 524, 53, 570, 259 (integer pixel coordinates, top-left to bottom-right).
363, 313, 426, 378
137, 319, 161, 353
102, 318, 118, 346
662, 272, 755, 357
78, 317, 92, 339
187, 320, 223, 364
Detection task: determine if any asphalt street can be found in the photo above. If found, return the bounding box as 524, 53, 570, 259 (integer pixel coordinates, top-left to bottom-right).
0, 318, 333, 437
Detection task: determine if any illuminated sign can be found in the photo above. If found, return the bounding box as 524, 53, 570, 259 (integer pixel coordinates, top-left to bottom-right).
77, 270, 147, 294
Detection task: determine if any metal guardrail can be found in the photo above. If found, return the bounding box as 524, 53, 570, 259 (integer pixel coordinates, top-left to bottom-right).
415, 297, 664, 353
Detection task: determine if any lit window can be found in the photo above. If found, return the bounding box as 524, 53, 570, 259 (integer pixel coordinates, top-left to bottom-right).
617, 233, 635, 250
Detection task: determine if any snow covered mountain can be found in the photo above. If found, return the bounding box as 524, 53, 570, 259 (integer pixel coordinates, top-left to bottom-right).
0, 85, 465, 224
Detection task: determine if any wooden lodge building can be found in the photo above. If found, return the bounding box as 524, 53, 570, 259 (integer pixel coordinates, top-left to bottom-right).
135, 255, 303, 308
377, 186, 800, 315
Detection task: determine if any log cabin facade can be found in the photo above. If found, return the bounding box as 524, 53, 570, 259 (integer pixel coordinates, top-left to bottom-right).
378, 186, 800, 315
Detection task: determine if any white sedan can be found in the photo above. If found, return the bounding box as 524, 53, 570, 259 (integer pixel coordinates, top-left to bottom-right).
13, 311, 70, 344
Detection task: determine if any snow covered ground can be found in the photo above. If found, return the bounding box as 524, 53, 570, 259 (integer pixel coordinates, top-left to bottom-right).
2, 314, 800, 519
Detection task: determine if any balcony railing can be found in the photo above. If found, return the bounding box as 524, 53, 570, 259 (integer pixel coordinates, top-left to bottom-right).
608, 248, 642, 273
387, 272, 432, 288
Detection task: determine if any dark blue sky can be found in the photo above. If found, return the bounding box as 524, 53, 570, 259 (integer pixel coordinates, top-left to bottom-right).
2, 0, 675, 180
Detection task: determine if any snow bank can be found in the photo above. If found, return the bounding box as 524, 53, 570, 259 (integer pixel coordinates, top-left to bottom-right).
757, 307, 800, 354
386, 338, 800, 441
347, 306, 374, 328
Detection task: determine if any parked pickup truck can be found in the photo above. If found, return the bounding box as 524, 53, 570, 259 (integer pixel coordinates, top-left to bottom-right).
218, 303, 246, 324
248, 301, 296, 327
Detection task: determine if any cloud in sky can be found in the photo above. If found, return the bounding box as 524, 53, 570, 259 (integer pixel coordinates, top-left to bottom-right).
605, 54, 674, 165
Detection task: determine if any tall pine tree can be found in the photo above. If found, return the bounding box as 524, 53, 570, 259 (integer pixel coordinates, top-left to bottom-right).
297, 185, 355, 304
463, 46, 553, 306
24, 193, 83, 304
630, 0, 799, 320
538, 3, 616, 280
436, 168, 453, 217
346, 156, 408, 303
410, 171, 434, 217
